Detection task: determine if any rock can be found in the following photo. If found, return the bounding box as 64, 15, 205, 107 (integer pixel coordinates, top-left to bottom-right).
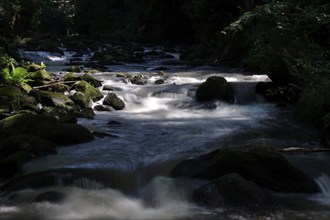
24, 62, 46, 72
63, 66, 83, 73
50, 83, 70, 93
61, 72, 79, 82
35, 191, 65, 203
94, 105, 113, 112
0, 86, 23, 98
103, 93, 125, 110
171, 143, 319, 193
29, 89, 73, 107
0, 113, 94, 145
103, 85, 114, 91
107, 120, 122, 126
0, 134, 56, 159
74, 108, 95, 119
80, 73, 102, 88
0, 134, 57, 178
28, 69, 52, 81
69, 81, 103, 108
193, 173, 267, 207
196, 76, 234, 102
70, 92, 91, 109
130, 75, 147, 85
154, 79, 165, 85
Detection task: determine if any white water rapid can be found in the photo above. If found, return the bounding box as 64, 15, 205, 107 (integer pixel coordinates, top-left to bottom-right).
1, 49, 329, 220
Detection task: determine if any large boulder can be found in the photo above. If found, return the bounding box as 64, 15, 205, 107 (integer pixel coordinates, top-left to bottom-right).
0, 113, 94, 145
171, 143, 319, 193
103, 93, 125, 110
196, 76, 234, 102
193, 173, 267, 207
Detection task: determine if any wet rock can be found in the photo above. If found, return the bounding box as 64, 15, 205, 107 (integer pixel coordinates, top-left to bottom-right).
193, 173, 267, 207
171, 143, 319, 193
196, 76, 234, 103
130, 75, 147, 85
74, 107, 95, 119
35, 191, 65, 203
103, 93, 125, 110
94, 105, 113, 112
155, 79, 165, 85
103, 85, 114, 91
0, 113, 94, 145
92, 131, 119, 138
107, 120, 122, 126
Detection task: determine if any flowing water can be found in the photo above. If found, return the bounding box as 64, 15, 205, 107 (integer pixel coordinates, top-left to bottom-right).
1, 49, 329, 219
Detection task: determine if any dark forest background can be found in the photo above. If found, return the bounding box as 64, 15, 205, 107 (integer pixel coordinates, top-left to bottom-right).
0, 0, 329, 138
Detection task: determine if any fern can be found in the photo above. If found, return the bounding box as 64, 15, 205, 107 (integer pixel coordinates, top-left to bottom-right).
0, 63, 32, 86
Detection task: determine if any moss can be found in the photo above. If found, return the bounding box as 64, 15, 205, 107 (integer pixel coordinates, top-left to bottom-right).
61, 72, 79, 81
63, 66, 83, 73
0, 86, 23, 97
71, 80, 103, 102
80, 74, 102, 87
24, 62, 46, 72
28, 69, 52, 81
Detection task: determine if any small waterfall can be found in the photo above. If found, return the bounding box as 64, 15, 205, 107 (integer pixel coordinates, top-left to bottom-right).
315, 173, 330, 197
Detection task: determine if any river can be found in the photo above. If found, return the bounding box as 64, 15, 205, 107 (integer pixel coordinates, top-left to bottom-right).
0, 47, 329, 219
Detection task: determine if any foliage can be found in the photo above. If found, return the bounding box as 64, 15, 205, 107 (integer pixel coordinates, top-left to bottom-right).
217, 0, 330, 128
0, 63, 31, 86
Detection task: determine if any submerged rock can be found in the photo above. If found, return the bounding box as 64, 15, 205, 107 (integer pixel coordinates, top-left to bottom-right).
35, 191, 66, 203
196, 76, 234, 102
193, 173, 267, 207
103, 93, 125, 110
171, 143, 319, 193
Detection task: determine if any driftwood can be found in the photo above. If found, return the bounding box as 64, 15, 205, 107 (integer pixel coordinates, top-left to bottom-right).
33, 81, 77, 89
278, 147, 330, 153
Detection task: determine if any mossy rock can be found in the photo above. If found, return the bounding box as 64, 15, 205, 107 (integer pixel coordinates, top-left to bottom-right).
193, 173, 267, 207
103, 93, 125, 110
61, 72, 79, 82
50, 83, 70, 93
28, 69, 52, 81
196, 76, 234, 103
24, 62, 46, 72
70, 91, 91, 109
171, 143, 319, 193
80, 74, 102, 87
69, 81, 103, 108
0, 86, 23, 98
0, 113, 94, 145
29, 89, 73, 107
63, 66, 83, 73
